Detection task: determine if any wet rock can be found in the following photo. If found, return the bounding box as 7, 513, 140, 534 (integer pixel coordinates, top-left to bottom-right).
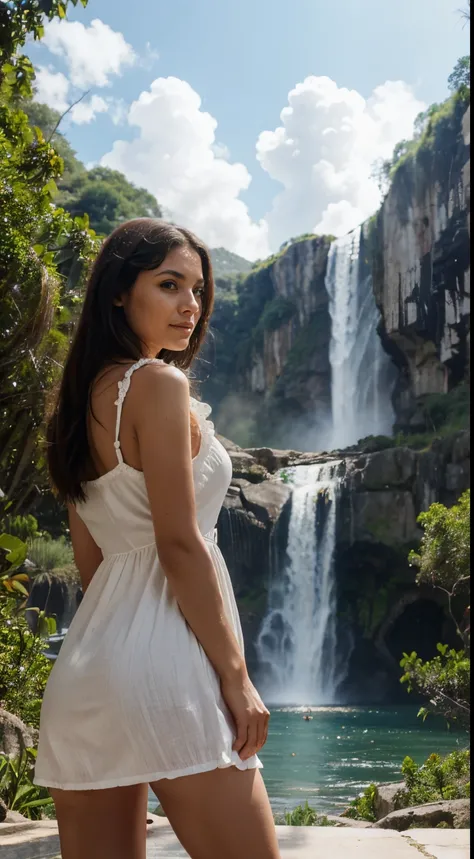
240, 481, 291, 524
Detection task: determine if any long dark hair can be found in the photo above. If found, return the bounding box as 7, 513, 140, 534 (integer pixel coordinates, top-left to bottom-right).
45, 218, 215, 504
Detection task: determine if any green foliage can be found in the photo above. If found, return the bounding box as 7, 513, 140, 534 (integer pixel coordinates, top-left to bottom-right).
0, 529, 55, 726
0, 514, 40, 542
210, 248, 252, 277
396, 750, 470, 807
409, 491, 470, 596
0, 1, 88, 68
260, 297, 297, 332
0, 748, 54, 819
371, 56, 470, 196
280, 802, 338, 826
346, 751, 470, 821
59, 166, 162, 236
0, 1, 99, 515
251, 233, 331, 275
26, 536, 74, 573
0, 597, 53, 727
448, 56, 471, 98
344, 783, 378, 822
400, 491, 470, 728
400, 646, 470, 730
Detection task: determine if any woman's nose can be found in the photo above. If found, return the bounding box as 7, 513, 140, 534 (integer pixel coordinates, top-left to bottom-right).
181, 291, 200, 314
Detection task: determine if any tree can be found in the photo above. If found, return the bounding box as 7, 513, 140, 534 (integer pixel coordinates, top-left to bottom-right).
0, 0, 98, 516
60, 166, 162, 235
400, 491, 470, 729
448, 56, 471, 97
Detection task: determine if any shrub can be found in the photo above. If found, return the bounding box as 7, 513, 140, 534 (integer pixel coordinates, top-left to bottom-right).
396, 750, 470, 807
26, 536, 74, 573
401, 491, 470, 728
0, 597, 53, 728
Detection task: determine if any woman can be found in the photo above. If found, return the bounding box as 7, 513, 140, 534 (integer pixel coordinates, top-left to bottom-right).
34, 219, 280, 859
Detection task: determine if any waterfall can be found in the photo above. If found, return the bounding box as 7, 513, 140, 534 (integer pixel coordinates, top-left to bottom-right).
256, 461, 342, 705
325, 227, 395, 449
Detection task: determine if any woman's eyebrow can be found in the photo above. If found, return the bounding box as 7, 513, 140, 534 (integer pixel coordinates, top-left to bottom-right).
156, 268, 205, 285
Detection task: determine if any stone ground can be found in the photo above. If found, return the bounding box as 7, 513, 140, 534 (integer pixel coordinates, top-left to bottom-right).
0, 818, 470, 859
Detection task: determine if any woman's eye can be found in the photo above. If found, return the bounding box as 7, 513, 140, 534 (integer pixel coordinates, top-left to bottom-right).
160, 281, 177, 290
194, 288, 205, 298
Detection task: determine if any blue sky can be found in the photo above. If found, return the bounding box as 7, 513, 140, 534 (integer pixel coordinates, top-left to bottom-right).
28, 0, 470, 257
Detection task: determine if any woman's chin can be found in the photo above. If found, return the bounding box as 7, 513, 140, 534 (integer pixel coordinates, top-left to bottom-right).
163, 334, 192, 351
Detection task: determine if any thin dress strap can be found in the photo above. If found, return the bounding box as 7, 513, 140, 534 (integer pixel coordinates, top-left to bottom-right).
114, 358, 164, 465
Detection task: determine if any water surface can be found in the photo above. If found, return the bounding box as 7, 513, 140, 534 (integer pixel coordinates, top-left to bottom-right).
148, 705, 464, 814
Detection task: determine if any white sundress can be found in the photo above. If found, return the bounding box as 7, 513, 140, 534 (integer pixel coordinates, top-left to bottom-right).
34, 357, 262, 790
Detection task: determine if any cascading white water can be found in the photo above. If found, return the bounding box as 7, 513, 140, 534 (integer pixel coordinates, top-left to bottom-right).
256, 461, 342, 704
326, 227, 395, 449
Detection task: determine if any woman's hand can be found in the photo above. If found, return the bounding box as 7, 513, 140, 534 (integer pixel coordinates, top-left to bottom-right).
221, 673, 270, 761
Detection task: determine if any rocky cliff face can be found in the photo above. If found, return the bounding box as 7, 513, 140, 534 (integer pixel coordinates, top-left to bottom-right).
201, 236, 333, 450
370, 100, 470, 429
217, 430, 470, 700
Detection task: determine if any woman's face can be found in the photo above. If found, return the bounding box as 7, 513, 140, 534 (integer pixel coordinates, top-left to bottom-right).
116, 245, 205, 356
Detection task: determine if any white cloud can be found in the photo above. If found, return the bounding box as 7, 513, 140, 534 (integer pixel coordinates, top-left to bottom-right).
33, 67, 110, 124
42, 18, 136, 88
257, 76, 426, 244
107, 97, 129, 126
70, 94, 109, 125
33, 66, 70, 112
100, 76, 270, 260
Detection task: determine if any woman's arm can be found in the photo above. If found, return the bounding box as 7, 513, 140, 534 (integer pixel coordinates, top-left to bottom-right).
131, 363, 269, 760
67, 503, 103, 592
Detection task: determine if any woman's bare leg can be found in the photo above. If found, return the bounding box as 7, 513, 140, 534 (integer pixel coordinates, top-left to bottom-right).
151, 767, 280, 859
50, 784, 148, 859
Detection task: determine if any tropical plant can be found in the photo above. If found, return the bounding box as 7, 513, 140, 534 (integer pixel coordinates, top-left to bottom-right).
0, 748, 54, 819
400, 645, 470, 730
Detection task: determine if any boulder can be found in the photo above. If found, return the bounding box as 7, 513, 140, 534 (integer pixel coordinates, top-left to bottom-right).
240, 480, 291, 524
373, 783, 404, 820
375, 799, 470, 831
243, 447, 293, 473
0, 709, 37, 757
346, 448, 417, 492
228, 451, 268, 483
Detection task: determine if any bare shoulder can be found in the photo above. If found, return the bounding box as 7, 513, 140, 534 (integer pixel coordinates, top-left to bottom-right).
128, 362, 190, 427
